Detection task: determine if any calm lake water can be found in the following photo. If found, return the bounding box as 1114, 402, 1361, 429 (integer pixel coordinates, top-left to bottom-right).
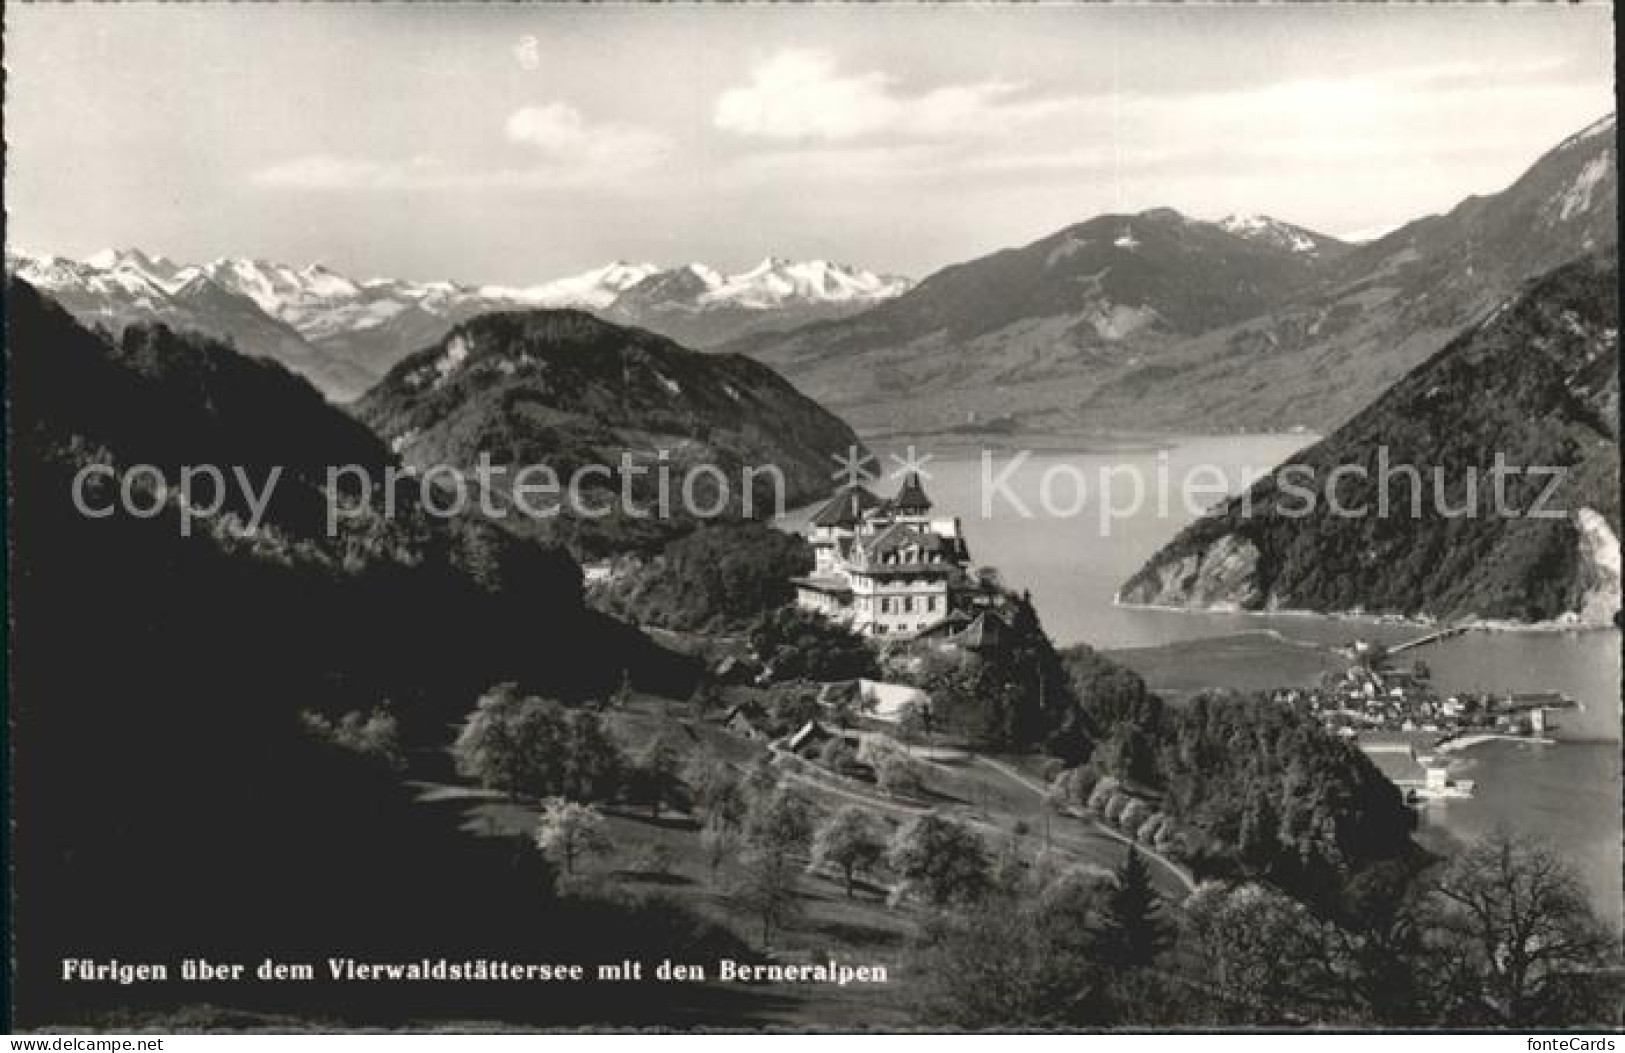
801, 435, 1623, 927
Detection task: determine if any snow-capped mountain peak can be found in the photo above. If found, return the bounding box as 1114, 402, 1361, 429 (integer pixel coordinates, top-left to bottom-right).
683, 262, 725, 287
9, 246, 914, 394
503, 260, 663, 309
694, 257, 911, 309
86, 246, 172, 272
1218, 213, 1337, 255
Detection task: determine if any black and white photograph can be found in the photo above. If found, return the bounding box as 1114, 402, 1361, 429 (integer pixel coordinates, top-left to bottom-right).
4, 2, 1622, 1037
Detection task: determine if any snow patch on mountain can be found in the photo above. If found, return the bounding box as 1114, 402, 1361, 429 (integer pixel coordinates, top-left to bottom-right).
693, 257, 908, 310
503, 261, 662, 310
1558, 153, 1612, 221
1561, 113, 1617, 151
1044, 235, 1093, 268
1219, 213, 1322, 254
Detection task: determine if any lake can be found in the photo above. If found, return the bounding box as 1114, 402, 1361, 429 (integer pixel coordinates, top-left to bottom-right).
801, 435, 1622, 928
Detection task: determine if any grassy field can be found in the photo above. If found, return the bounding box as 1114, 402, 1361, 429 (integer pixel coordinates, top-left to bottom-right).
409, 692, 1191, 1026
1105, 632, 1345, 700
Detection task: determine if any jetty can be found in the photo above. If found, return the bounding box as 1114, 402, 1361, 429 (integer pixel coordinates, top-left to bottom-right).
1388, 624, 1472, 654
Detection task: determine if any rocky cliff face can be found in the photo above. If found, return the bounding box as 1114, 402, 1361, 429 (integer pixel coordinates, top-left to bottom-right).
1574, 508, 1623, 625
1117, 534, 1265, 611
1119, 253, 1620, 625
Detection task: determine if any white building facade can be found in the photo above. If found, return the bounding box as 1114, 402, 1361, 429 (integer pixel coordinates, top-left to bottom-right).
793, 474, 980, 638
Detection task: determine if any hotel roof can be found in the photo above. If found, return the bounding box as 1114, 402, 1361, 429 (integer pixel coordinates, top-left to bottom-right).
810, 484, 885, 528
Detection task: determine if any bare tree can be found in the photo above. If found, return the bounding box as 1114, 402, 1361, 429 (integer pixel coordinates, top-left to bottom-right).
1431, 828, 1620, 1027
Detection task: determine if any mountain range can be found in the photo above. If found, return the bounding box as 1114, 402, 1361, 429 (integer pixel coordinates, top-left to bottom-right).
4, 249, 910, 402
1118, 252, 1620, 624
730, 115, 1617, 439
726, 207, 1352, 435
14, 114, 1609, 443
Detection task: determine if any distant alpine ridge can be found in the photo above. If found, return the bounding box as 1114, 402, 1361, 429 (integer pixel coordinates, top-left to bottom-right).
4, 249, 911, 401
603, 258, 912, 348
730, 114, 1617, 437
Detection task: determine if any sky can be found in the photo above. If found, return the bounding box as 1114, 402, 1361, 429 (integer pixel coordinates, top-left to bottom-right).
5, 4, 1616, 285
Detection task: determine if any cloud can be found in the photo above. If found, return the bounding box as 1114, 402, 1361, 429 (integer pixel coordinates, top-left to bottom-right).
504, 102, 671, 169
253, 154, 455, 191
253, 103, 670, 191
713, 49, 1076, 141
708, 56, 1602, 199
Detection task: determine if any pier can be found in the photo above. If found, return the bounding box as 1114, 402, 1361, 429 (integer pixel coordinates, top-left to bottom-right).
1388, 624, 1472, 654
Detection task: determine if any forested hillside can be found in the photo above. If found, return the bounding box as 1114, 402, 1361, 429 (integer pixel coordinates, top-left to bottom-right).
7, 280, 722, 1027
1121, 254, 1621, 623
357, 309, 864, 558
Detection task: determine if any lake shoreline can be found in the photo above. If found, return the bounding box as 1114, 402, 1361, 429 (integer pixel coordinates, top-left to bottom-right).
1111, 598, 1620, 638
1436, 732, 1559, 753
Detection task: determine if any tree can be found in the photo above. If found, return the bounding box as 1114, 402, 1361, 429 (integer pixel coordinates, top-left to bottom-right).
888, 812, 992, 906
1117, 798, 1151, 838
740, 756, 781, 799
1331, 859, 1442, 1026
734, 787, 814, 946
875, 750, 925, 798
818, 735, 857, 775
911, 871, 1123, 1028
1097, 723, 1157, 786
685, 752, 744, 826
829, 695, 861, 731
897, 702, 931, 745
302, 706, 405, 772
625, 736, 687, 819
562, 709, 625, 802
688, 678, 724, 716
452, 685, 571, 799
811, 806, 886, 896
1093, 848, 1170, 968
686, 752, 748, 879
765, 686, 821, 736
611, 669, 634, 707
1046, 765, 1100, 813
749, 606, 877, 682
700, 813, 742, 878
910, 903, 1073, 1027
593, 520, 813, 632
744, 787, 814, 855
733, 843, 804, 947
534, 798, 610, 876
1178, 882, 1338, 1024
1430, 829, 1620, 1027
1237, 788, 1281, 875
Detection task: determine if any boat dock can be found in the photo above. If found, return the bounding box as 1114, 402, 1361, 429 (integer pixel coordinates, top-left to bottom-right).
1388, 624, 1472, 654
